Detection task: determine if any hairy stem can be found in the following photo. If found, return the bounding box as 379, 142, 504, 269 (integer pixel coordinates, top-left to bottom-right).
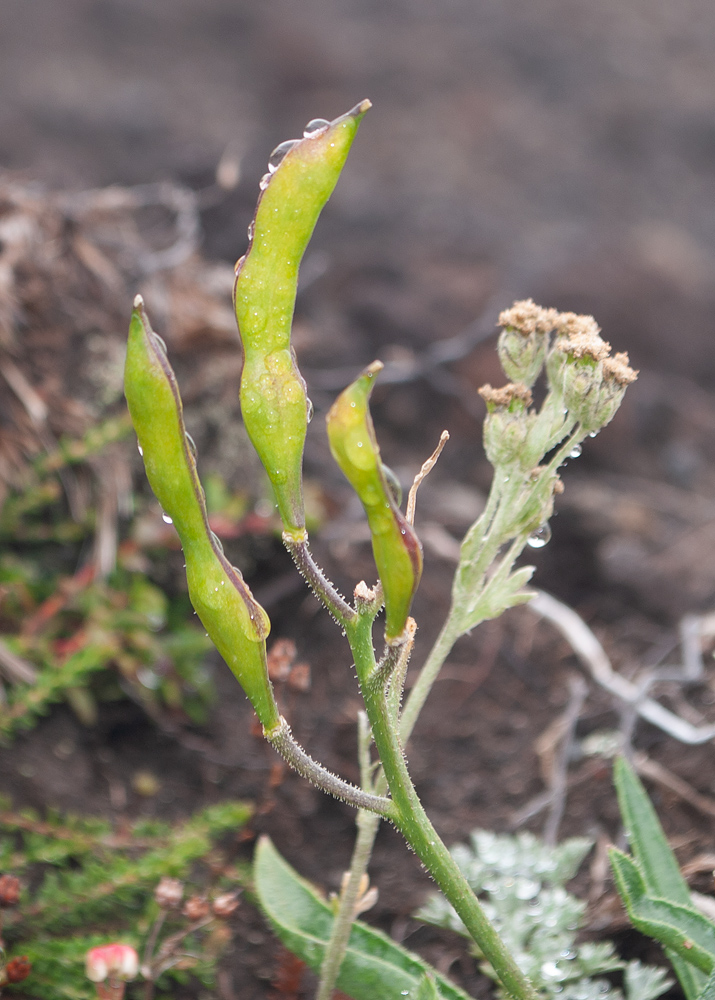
349, 614, 538, 1000
283, 533, 357, 628
315, 714, 381, 1000
265, 716, 394, 818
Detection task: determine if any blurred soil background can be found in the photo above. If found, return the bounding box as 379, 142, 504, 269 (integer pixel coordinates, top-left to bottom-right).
2, 1, 715, 997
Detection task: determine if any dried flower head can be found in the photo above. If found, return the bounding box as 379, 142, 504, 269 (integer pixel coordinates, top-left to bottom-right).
154, 876, 183, 910
0, 874, 20, 907
182, 895, 211, 921
478, 383, 535, 467
497, 301, 556, 385
603, 351, 638, 386
556, 329, 611, 363
85, 944, 139, 983
498, 300, 559, 337
478, 383, 533, 410
212, 892, 240, 918
553, 310, 602, 339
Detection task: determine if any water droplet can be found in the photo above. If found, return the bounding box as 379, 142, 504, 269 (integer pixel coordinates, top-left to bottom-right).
247, 219, 255, 241
503, 475, 510, 483
185, 432, 198, 461
268, 139, 297, 171
211, 531, 224, 554
259, 172, 272, 190
214, 587, 218, 592
306, 398, 314, 423
569, 443, 582, 459
137, 667, 161, 690
527, 523, 552, 548
137, 443, 144, 457
162, 512, 173, 524
589, 430, 598, 438
303, 118, 330, 137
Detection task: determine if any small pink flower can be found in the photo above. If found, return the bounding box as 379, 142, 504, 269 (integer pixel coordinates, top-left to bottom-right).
86, 944, 139, 983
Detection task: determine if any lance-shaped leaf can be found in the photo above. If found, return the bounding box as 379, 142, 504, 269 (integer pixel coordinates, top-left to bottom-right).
609, 849, 715, 976
234, 101, 370, 537
613, 757, 692, 905
613, 757, 707, 1000
254, 836, 472, 1000
124, 297, 280, 729
327, 362, 423, 641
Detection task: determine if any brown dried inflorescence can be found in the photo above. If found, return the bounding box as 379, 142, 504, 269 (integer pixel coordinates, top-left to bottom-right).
212, 892, 240, 918
556, 328, 611, 363
478, 382, 533, 409
182, 895, 211, 921
603, 351, 638, 386
498, 299, 559, 337
154, 876, 184, 910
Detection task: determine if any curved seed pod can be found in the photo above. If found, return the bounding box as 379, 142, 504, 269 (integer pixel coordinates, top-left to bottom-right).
326, 362, 423, 642
234, 100, 371, 539
124, 296, 279, 729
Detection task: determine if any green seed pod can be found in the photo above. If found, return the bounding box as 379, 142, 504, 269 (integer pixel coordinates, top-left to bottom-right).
235, 101, 371, 539
124, 296, 279, 730
326, 362, 423, 642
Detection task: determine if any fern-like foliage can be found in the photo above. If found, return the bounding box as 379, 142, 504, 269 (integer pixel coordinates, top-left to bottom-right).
416, 830, 671, 1000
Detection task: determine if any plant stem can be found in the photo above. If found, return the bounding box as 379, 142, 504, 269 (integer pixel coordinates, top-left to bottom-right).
283, 533, 357, 628
316, 714, 381, 1000
350, 614, 538, 1000
265, 716, 395, 818
400, 613, 460, 742
314, 428, 586, 999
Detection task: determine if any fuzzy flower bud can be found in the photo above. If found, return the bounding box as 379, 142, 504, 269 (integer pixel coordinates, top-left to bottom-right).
85, 945, 139, 983
596, 351, 638, 428
547, 313, 637, 431
478, 382, 534, 466
497, 300, 558, 387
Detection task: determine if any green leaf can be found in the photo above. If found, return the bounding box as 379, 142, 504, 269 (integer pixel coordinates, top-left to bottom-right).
416, 972, 442, 1000
623, 959, 672, 1000
254, 837, 472, 1000
669, 953, 707, 1000
613, 758, 708, 1000
609, 849, 715, 975
459, 564, 535, 633
613, 758, 692, 905
695, 967, 715, 1000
